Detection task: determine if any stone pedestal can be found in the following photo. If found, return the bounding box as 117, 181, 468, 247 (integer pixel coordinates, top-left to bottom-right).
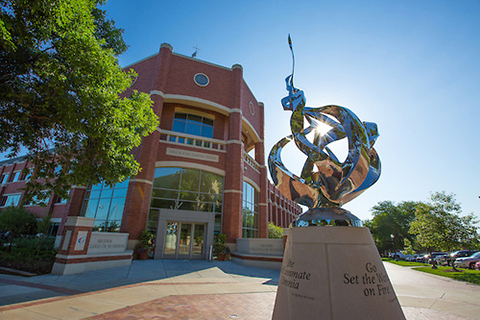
272, 226, 405, 320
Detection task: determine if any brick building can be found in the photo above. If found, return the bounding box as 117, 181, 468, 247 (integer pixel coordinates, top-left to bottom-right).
0, 43, 301, 260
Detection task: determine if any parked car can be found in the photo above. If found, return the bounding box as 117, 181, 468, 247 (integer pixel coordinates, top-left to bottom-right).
453, 252, 480, 269
424, 252, 449, 265
405, 254, 418, 262
476, 261, 480, 270
389, 252, 407, 260
446, 250, 479, 266
416, 254, 429, 263
434, 253, 451, 266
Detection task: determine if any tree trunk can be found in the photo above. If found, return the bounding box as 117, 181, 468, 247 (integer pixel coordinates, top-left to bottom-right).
430, 251, 438, 269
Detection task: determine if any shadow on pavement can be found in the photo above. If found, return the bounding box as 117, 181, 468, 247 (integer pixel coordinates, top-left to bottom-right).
0, 259, 280, 307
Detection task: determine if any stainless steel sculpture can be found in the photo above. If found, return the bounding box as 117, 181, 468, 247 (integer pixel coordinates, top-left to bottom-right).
268, 36, 381, 227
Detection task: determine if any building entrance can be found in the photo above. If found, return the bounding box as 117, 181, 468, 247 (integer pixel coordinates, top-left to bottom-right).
164, 222, 205, 259
154, 209, 215, 260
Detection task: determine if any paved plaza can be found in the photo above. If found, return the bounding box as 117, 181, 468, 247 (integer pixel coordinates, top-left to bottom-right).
0, 260, 479, 319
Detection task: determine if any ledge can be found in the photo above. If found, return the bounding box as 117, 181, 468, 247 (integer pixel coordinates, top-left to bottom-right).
231, 252, 283, 263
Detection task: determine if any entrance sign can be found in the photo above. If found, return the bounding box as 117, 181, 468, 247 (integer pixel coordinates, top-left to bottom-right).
88, 232, 128, 254
52, 217, 132, 275
269, 36, 405, 319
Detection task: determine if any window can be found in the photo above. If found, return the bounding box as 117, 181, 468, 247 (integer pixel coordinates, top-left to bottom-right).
20, 168, 32, 181
80, 180, 129, 232
0, 194, 21, 207
1, 173, 9, 184
242, 182, 259, 238
47, 222, 60, 237
172, 113, 214, 138
11, 171, 21, 182
148, 167, 224, 233
194, 73, 209, 86
54, 193, 68, 205
24, 191, 50, 206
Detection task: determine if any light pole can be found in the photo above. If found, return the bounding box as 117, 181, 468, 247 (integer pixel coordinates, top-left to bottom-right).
390, 234, 397, 260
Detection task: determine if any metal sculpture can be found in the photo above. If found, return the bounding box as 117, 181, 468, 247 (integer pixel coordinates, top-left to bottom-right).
268, 36, 381, 227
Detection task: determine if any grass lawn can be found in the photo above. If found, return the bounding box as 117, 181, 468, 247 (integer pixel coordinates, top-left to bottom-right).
413, 266, 480, 285
383, 258, 480, 285
382, 257, 428, 267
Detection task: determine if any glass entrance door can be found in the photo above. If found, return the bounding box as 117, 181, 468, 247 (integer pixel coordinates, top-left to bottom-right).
164, 222, 205, 259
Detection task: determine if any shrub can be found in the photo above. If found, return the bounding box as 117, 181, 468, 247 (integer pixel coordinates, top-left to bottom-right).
268, 222, 284, 239
0, 237, 57, 274
0, 206, 38, 237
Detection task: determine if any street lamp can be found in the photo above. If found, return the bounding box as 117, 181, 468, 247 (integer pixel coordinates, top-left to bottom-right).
390, 234, 396, 260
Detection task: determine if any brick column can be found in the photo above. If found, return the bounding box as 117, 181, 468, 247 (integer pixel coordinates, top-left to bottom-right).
57, 186, 86, 237
56, 217, 95, 256
257, 141, 268, 238
52, 217, 94, 274
222, 64, 244, 243
121, 43, 172, 243
223, 112, 244, 242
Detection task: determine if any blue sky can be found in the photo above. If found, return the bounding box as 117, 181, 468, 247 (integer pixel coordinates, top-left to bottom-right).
4, 1, 480, 222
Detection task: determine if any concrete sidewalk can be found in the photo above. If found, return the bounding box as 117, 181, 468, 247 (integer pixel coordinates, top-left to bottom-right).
0, 260, 479, 319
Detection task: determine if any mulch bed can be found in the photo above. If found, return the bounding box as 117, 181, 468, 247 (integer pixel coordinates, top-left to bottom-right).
0, 259, 53, 275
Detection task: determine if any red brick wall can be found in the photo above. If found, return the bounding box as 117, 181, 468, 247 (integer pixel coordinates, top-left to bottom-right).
0, 43, 301, 247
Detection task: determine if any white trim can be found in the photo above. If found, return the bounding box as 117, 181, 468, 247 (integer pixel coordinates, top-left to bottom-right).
243, 177, 260, 192
173, 107, 215, 120
150, 92, 232, 116
150, 90, 164, 97
224, 189, 242, 194
242, 117, 262, 143
227, 140, 243, 145
122, 52, 159, 70
230, 108, 242, 114
154, 161, 225, 176
130, 179, 153, 185
259, 203, 268, 206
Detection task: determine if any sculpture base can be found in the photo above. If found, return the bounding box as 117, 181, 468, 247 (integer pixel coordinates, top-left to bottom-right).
272, 226, 405, 320
295, 207, 362, 227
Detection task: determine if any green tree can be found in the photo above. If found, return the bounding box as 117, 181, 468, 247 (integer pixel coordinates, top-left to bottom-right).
403, 238, 415, 255
268, 222, 284, 239
37, 213, 52, 236
409, 192, 479, 254
364, 200, 418, 254
0, 0, 158, 201
0, 206, 37, 237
